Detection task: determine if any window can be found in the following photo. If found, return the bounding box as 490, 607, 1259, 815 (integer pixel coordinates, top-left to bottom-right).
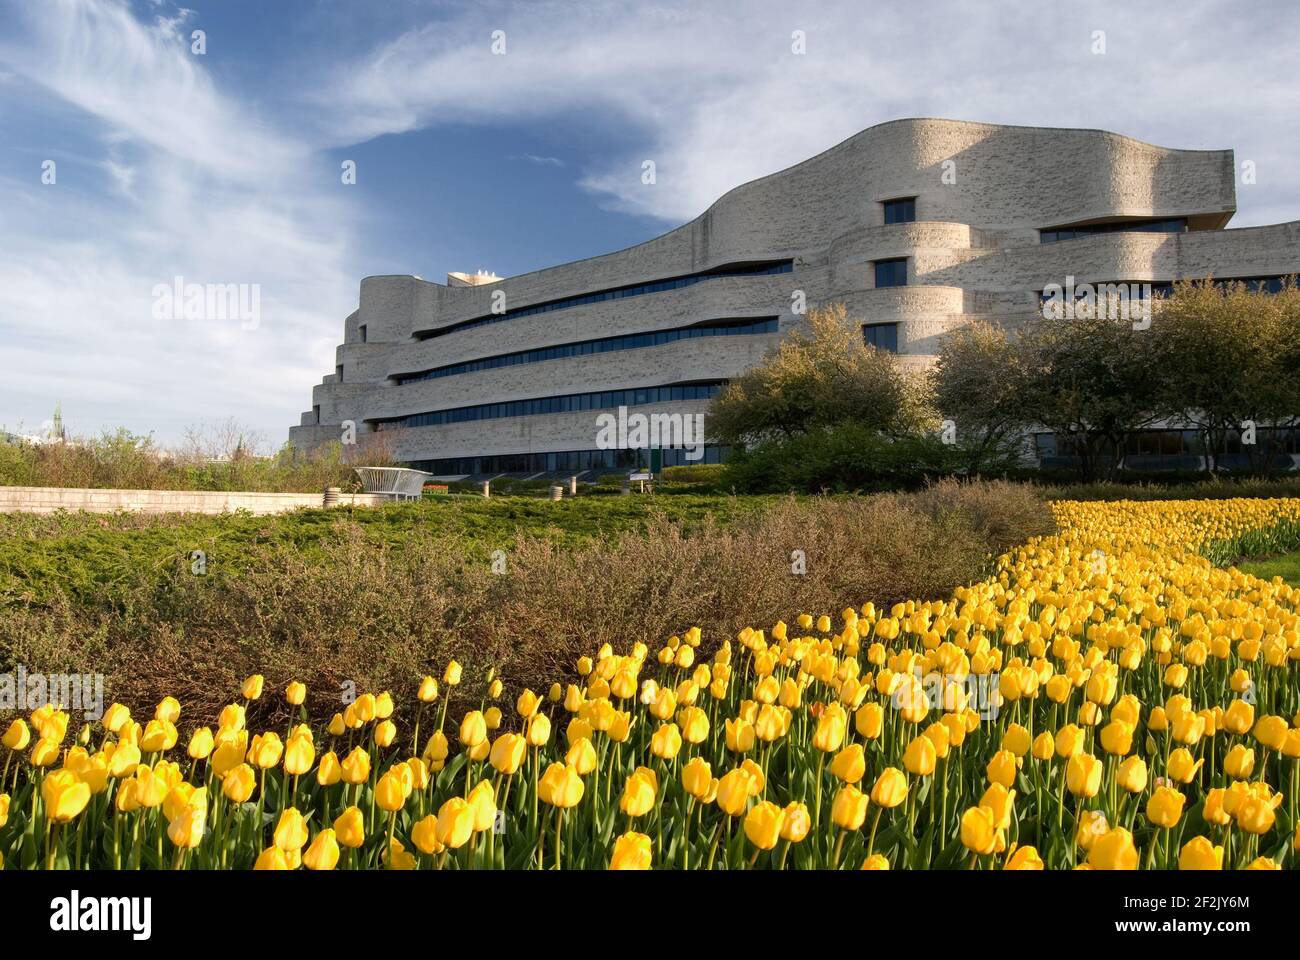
415, 259, 794, 340
312, 405, 321, 425
883, 197, 916, 224
395, 317, 779, 385
862, 323, 899, 353
358, 324, 367, 343
1039, 218, 1187, 244
374, 381, 727, 431
407, 445, 732, 475
335, 364, 344, 382
874, 258, 908, 288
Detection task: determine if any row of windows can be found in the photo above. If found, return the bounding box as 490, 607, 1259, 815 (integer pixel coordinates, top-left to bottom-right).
409, 445, 730, 475
1147, 276, 1294, 296
874, 258, 908, 288
862, 323, 899, 352
882, 197, 916, 224
1036, 428, 1300, 460
375, 382, 725, 430
395, 317, 778, 385
1037, 274, 1296, 304
1039, 218, 1188, 244
415, 260, 794, 340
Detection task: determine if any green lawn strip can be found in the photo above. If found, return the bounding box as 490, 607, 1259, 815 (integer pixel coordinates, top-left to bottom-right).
1236, 552, 1300, 587
0, 493, 774, 608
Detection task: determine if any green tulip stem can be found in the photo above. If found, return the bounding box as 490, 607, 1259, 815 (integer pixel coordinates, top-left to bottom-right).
554, 808, 564, 870
831, 829, 847, 869
866, 806, 884, 858
704, 820, 723, 870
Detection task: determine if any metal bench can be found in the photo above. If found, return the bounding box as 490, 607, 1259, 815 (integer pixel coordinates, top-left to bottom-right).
352, 466, 435, 501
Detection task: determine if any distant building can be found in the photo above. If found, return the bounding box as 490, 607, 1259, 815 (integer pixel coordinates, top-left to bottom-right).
290, 118, 1300, 478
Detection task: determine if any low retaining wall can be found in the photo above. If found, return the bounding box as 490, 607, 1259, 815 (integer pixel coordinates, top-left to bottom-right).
0, 486, 388, 516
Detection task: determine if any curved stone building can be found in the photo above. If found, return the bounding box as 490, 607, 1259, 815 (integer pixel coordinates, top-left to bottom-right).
289, 117, 1300, 478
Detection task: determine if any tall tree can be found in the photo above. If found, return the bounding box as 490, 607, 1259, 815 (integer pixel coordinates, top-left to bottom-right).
1148, 278, 1300, 476
1018, 312, 1164, 481
707, 304, 932, 447
931, 320, 1030, 473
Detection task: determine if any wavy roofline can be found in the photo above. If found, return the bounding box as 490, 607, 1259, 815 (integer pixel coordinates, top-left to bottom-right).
362, 117, 1234, 288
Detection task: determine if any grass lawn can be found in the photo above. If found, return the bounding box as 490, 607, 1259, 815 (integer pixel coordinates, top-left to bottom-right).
1237, 551, 1300, 586
0, 492, 775, 606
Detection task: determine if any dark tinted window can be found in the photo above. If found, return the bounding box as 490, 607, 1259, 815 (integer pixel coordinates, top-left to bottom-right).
883, 198, 916, 224
1040, 218, 1187, 244
862, 323, 899, 353
396, 318, 779, 385
874, 258, 908, 288
416, 260, 793, 339
374, 382, 727, 430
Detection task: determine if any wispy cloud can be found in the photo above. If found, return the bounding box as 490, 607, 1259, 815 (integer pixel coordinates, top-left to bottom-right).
0, 0, 355, 442
512, 153, 564, 167
324, 0, 1300, 226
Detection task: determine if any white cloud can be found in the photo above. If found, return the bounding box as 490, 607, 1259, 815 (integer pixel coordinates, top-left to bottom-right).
324, 0, 1300, 227
0, 0, 355, 445
513, 154, 565, 167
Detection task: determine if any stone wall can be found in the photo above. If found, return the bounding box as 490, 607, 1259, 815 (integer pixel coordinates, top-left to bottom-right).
0, 487, 388, 516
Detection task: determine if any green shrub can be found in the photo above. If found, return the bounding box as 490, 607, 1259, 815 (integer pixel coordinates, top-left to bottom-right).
0, 430, 397, 493
660, 463, 725, 485
722, 423, 960, 493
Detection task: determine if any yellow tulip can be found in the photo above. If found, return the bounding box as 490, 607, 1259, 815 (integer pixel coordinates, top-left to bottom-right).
870, 767, 908, 808
283, 735, 315, 776
620, 768, 658, 817
960, 805, 998, 855
1178, 835, 1223, 870
434, 797, 475, 848
525, 713, 551, 747
650, 723, 682, 760
273, 807, 309, 851
829, 743, 866, 784
609, 831, 653, 869
459, 711, 487, 748
489, 733, 527, 776
903, 735, 936, 776
1147, 786, 1186, 828
1065, 753, 1103, 798
715, 767, 755, 817
682, 757, 712, 799
222, 763, 256, 803
538, 762, 585, 809
1087, 827, 1139, 870
1004, 845, 1044, 870
743, 801, 785, 850
42, 769, 90, 822
334, 806, 365, 848
340, 747, 371, 784
831, 784, 869, 831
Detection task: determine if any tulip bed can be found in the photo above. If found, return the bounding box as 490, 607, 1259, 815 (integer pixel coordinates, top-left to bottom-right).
2, 496, 1300, 870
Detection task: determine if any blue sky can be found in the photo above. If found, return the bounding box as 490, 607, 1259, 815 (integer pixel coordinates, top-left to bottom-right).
2, 0, 1298, 446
